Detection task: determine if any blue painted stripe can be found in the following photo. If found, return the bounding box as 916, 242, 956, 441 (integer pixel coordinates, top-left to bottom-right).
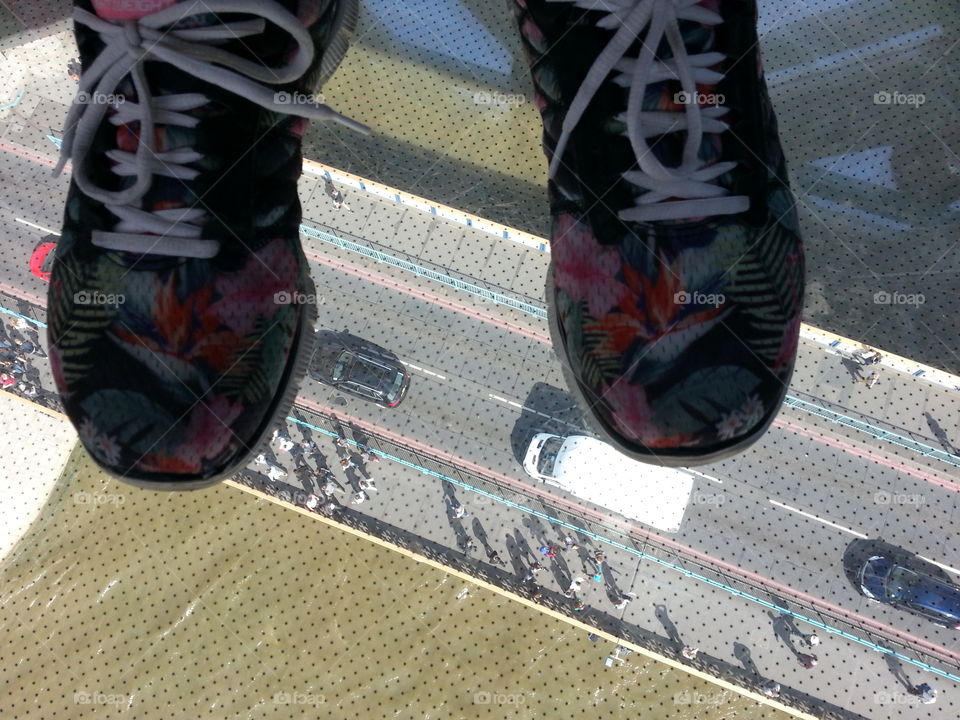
285, 413, 960, 682
0, 89, 25, 111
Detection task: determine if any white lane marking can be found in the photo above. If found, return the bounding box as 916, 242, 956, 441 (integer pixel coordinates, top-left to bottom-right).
768, 498, 870, 538
401, 361, 446, 380
15, 218, 60, 235
688, 469, 723, 484
489, 394, 523, 410
917, 555, 960, 577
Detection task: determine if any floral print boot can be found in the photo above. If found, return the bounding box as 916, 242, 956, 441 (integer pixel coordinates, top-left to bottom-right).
514, 0, 804, 466
49, 0, 365, 488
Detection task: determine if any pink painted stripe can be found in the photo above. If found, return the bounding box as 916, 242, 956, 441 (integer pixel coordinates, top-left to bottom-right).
91, 0, 176, 20
0, 281, 46, 308
304, 250, 551, 345
775, 418, 960, 492
295, 397, 960, 665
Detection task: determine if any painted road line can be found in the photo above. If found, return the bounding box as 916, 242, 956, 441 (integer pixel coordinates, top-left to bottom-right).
302, 158, 549, 253
688, 469, 723, 484
3, 139, 958, 394
768, 499, 870, 539
226, 477, 818, 718
302, 160, 960, 395
15, 217, 61, 235
917, 556, 960, 577
0, 89, 24, 111
800, 325, 960, 393
401, 362, 447, 381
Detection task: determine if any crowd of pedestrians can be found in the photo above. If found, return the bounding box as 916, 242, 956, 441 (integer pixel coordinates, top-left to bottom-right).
252, 424, 385, 519
0, 317, 49, 404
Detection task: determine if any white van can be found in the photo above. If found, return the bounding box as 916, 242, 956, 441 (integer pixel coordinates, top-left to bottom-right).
522, 433, 696, 533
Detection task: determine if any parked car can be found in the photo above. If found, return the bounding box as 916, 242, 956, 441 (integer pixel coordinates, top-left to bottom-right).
29, 238, 58, 282
308, 332, 409, 408
859, 555, 960, 629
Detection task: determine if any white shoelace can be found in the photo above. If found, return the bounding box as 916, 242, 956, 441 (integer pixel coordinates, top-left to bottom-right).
549, 0, 749, 222
53, 0, 368, 259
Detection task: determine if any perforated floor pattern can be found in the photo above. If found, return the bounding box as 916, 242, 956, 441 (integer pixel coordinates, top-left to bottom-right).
0, 1, 957, 719
0, 449, 788, 720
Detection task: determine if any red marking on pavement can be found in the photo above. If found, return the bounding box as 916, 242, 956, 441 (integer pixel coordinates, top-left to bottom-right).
303, 250, 551, 345
0, 141, 60, 169
775, 418, 960, 492
3, 135, 955, 487
296, 397, 960, 666
0, 280, 46, 307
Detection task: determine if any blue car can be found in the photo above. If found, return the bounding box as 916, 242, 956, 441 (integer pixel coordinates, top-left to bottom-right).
859, 555, 960, 629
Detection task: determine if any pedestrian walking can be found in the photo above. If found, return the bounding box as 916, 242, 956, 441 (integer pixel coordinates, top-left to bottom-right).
266, 464, 286, 481
301, 438, 318, 453
487, 549, 506, 566
681, 645, 699, 660
277, 436, 294, 452
799, 633, 820, 649
294, 464, 316, 483
361, 449, 380, 465
564, 577, 585, 598
521, 561, 543, 583
529, 587, 543, 602
460, 538, 477, 556
334, 436, 348, 451
322, 499, 344, 518
862, 371, 880, 389
909, 683, 937, 705
798, 653, 817, 669
760, 680, 781, 698
593, 550, 607, 565
854, 348, 882, 366
572, 598, 586, 612
351, 490, 366, 505
359, 477, 378, 492
538, 545, 559, 558
613, 592, 635, 610
322, 478, 341, 496
305, 494, 321, 511
562, 535, 579, 552
340, 456, 355, 471
330, 188, 351, 211
451, 504, 469, 519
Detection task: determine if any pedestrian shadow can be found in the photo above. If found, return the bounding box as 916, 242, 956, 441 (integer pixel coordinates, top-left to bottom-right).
294, 467, 317, 494
923, 411, 960, 455
522, 515, 548, 546
654, 604, 683, 647
733, 642, 760, 677
767, 610, 801, 657
470, 517, 489, 548
840, 356, 864, 383
329, 414, 347, 440
504, 535, 527, 576
550, 553, 571, 587
512, 529, 535, 564
346, 421, 371, 450
884, 654, 915, 692
442, 480, 459, 507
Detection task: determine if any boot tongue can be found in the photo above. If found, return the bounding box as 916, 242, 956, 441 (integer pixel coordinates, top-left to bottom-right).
91, 0, 178, 20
